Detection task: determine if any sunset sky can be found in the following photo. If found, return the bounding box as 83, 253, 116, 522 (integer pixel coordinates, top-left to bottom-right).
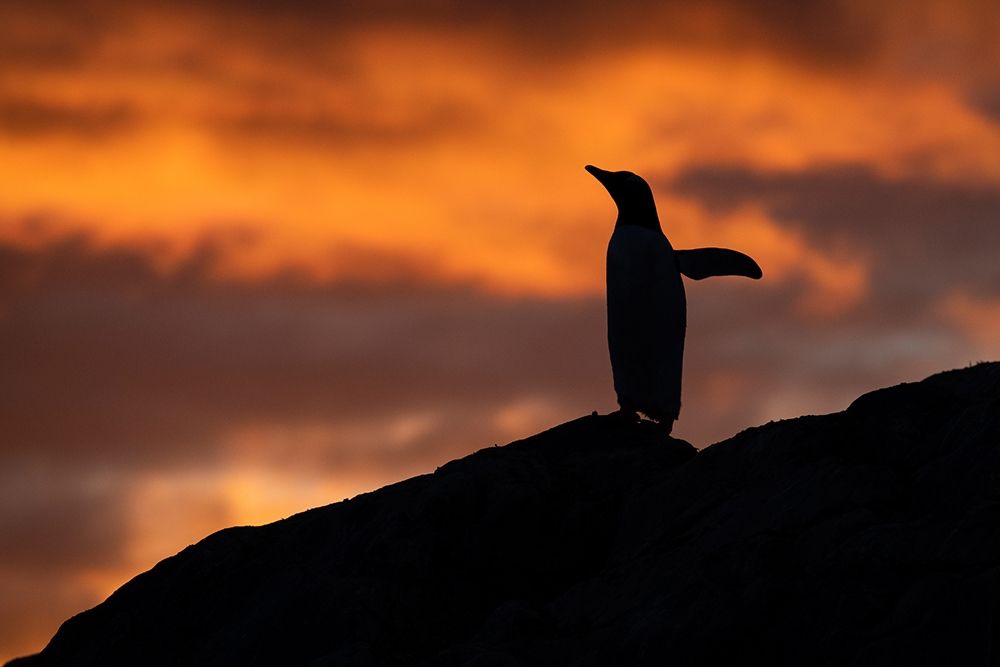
3, 0, 1000, 660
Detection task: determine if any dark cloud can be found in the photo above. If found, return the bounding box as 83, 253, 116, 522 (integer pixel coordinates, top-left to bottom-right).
966, 84, 1000, 125
0, 228, 611, 472
684, 279, 968, 427
4, 0, 992, 150
0, 98, 138, 138
0, 286, 610, 466
666, 163, 1000, 308
0, 2, 111, 70
0, 220, 982, 478
212, 100, 481, 148
0, 466, 131, 572
0, 0, 887, 77
0, 37, 89, 70
170, 0, 883, 65
0, 225, 246, 300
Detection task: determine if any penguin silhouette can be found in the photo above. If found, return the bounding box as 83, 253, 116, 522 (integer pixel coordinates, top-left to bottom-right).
586, 165, 762, 433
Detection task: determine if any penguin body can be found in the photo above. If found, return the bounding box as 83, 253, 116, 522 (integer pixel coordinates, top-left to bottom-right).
606, 223, 686, 421
586, 164, 762, 430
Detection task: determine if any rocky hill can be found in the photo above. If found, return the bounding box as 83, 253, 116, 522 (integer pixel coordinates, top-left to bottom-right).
11, 363, 1000, 666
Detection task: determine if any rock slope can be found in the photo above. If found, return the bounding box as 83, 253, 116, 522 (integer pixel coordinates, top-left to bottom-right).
11, 363, 1000, 666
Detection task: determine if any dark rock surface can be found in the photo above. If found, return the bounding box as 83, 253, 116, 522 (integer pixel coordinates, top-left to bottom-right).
11, 363, 1000, 666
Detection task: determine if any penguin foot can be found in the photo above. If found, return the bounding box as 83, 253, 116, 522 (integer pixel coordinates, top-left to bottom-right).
634, 411, 675, 436
643, 414, 675, 436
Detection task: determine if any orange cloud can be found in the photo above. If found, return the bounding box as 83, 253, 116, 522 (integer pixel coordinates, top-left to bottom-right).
654, 198, 869, 316
3, 5, 998, 301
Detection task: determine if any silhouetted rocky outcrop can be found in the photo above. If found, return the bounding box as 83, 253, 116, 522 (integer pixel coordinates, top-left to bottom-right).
11, 363, 1000, 666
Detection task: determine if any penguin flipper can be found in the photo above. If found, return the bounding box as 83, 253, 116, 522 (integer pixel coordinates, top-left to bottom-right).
676, 248, 762, 280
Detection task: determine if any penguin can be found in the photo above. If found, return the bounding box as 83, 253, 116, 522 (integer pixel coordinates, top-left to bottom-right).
585, 164, 762, 433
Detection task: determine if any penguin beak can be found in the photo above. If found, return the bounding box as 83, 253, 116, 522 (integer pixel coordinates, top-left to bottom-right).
584, 165, 615, 191
586, 165, 622, 203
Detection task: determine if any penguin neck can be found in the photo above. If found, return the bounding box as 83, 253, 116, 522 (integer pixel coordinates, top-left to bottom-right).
615, 213, 663, 234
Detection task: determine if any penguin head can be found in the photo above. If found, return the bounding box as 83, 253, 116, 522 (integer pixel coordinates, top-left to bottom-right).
585, 165, 661, 232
